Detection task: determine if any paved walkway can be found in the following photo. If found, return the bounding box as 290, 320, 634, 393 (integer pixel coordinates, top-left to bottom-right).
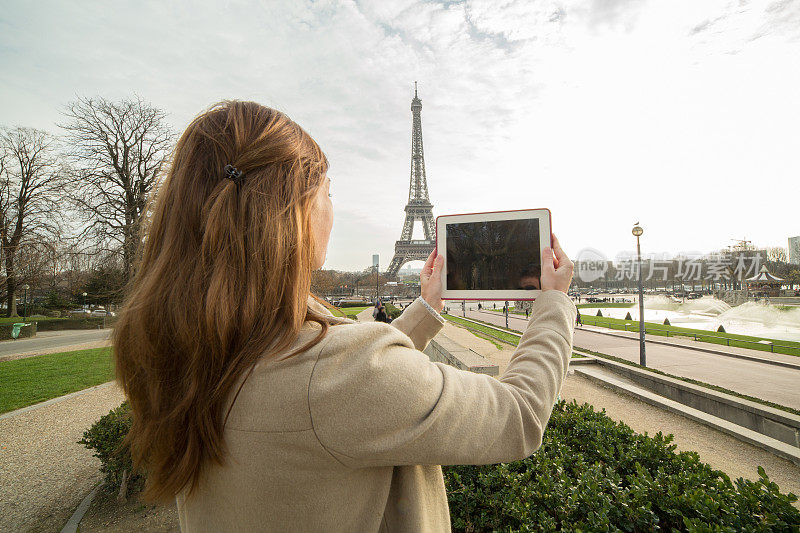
0, 329, 112, 362
0, 382, 126, 532
465, 309, 800, 410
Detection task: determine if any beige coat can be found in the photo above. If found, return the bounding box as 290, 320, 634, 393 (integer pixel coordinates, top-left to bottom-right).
176, 290, 577, 532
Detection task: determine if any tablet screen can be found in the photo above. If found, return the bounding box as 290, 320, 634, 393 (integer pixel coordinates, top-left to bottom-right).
445, 218, 541, 291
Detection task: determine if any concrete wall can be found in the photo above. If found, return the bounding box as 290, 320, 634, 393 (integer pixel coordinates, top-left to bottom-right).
424, 333, 499, 376
595, 358, 800, 448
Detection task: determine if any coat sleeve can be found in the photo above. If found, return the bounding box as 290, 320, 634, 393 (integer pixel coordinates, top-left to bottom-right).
307, 289, 577, 469
389, 297, 446, 351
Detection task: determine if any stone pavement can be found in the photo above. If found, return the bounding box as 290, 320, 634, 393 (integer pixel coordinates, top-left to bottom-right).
465, 309, 800, 410
0, 382, 126, 532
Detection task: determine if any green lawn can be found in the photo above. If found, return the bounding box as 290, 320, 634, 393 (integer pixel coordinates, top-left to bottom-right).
0, 347, 115, 414
444, 315, 584, 358
338, 306, 370, 315
578, 314, 800, 357
576, 302, 635, 309
444, 315, 524, 346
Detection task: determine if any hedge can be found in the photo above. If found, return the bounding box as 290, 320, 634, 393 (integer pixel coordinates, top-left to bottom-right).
385, 303, 402, 320
443, 401, 799, 531
82, 400, 799, 530
34, 317, 116, 331
0, 322, 36, 341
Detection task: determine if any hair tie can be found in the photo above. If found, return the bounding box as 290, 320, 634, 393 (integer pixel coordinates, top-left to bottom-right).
224, 164, 245, 186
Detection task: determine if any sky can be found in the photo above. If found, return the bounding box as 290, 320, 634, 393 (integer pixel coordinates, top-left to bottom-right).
1, 0, 798, 271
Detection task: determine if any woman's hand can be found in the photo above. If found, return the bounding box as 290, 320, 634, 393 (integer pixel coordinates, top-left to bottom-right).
420, 249, 445, 312
540, 233, 574, 294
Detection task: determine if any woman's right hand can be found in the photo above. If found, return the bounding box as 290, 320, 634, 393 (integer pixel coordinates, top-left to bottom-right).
540, 233, 573, 294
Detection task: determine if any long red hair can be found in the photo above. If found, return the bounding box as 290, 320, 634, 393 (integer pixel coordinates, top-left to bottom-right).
113, 101, 331, 503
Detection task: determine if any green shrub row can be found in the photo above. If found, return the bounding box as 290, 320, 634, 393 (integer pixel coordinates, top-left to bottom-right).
443, 400, 799, 531
82, 400, 799, 530
385, 303, 402, 320
337, 301, 370, 308
35, 317, 116, 331
0, 322, 36, 341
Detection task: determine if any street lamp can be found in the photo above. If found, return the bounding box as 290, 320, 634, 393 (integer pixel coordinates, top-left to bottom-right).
82, 292, 87, 309
21, 284, 30, 319
632, 223, 646, 367
372, 254, 379, 304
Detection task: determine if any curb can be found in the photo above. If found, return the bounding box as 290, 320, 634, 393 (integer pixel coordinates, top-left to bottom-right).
61, 482, 103, 533
573, 367, 800, 466
0, 382, 116, 420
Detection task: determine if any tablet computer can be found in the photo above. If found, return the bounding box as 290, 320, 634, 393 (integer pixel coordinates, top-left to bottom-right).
436, 208, 551, 300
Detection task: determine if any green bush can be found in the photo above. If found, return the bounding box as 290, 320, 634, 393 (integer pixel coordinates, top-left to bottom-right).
624, 311, 633, 320
443, 400, 799, 532
717, 325, 726, 333
79, 401, 144, 493
664, 317, 671, 326
385, 303, 402, 320
82, 401, 800, 529
35, 317, 115, 331
596, 310, 603, 317
337, 301, 369, 308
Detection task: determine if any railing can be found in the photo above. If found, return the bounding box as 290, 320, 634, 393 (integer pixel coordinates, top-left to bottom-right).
578, 315, 800, 355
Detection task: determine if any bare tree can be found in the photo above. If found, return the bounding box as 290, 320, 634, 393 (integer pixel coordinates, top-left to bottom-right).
0, 127, 67, 316
768, 246, 788, 263
60, 96, 174, 283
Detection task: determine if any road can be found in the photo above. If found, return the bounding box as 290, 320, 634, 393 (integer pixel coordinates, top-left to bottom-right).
0, 329, 112, 361
462, 308, 800, 410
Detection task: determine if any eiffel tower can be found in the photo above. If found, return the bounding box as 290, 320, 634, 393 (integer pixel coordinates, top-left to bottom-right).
387, 82, 436, 276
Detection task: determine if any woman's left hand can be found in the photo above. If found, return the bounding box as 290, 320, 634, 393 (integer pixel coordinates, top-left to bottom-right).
420, 249, 445, 312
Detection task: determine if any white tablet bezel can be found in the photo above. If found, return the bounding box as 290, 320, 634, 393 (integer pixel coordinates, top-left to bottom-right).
436, 208, 551, 301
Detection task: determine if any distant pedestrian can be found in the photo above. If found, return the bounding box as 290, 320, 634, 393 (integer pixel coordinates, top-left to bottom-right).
373, 299, 381, 319
375, 304, 390, 323
478, 303, 482, 310
576, 310, 582, 327
525, 308, 529, 319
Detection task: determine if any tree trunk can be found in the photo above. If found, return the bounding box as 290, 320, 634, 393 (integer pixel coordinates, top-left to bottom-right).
5, 257, 17, 318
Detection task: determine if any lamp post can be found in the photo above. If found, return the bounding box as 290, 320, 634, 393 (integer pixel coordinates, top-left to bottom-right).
372, 254, 379, 304
632, 224, 646, 366
82, 292, 87, 309
21, 284, 30, 319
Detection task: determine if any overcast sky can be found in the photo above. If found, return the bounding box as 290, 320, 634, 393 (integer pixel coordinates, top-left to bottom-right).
1, 0, 798, 271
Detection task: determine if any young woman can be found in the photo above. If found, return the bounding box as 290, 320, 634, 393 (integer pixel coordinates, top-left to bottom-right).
113, 100, 576, 531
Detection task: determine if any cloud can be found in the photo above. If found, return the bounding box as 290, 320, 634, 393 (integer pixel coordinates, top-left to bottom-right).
1, 0, 799, 270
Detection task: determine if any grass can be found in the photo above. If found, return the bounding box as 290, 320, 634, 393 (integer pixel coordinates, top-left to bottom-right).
578, 313, 800, 357
0, 347, 115, 414
576, 302, 635, 309
444, 315, 522, 345
337, 306, 370, 315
